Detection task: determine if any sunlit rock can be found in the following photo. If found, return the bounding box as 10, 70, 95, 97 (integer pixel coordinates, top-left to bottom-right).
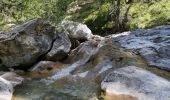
101, 66, 170, 100
112, 26, 170, 71
59, 20, 93, 40
0, 72, 23, 100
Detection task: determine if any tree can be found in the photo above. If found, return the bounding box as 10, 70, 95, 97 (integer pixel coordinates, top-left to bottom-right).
110, 0, 132, 33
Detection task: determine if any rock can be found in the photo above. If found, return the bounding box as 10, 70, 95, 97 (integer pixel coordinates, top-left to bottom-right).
1, 72, 24, 86
111, 26, 170, 71
47, 36, 146, 81
0, 18, 56, 68
60, 20, 93, 40
45, 32, 71, 61
0, 72, 23, 100
101, 66, 170, 100
66, 40, 99, 64
30, 61, 67, 78
0, 77, 13, 100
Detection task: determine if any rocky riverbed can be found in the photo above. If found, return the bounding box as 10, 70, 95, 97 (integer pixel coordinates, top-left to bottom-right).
0, 19, 169, 100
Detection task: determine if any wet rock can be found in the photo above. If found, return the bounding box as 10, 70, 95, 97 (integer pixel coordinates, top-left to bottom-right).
101, 66, 170, 100
67, 37, 144, 79
30, 61, 67, 78
12, 35, 148, 100
0, 18, 56, 68
0, 72, 23, 100
59, 20, 93, 40
111, 26, 170, 71
45, 32, 71, 61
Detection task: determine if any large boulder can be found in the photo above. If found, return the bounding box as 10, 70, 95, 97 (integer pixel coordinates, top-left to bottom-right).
101, 66, 170, 100
0, 18, 56, 68
112, 25, 170, 71
59, 20, 93, 40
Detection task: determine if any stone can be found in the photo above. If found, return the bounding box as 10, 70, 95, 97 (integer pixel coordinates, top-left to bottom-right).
111, 26, 170, 71
0, 77, 13, 100
45, 32, 71, 61
101, 66, 170, 100
1, 72, 24, 86
60, 20, 93, 40
0, 72, 23, 100
0, 18, 56, 68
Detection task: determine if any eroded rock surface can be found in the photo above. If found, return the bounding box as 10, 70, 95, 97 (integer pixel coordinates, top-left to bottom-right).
101, 66, 170, 100
111, 26, 170, 71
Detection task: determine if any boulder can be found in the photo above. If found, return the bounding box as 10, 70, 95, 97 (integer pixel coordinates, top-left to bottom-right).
101, 66, 170, 100
59, 20, 93, 40
45, 32, 71, 61
0, 18, 56, 68
111, 26, 170, 71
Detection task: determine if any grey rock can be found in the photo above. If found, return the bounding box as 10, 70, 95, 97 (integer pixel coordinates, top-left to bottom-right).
60, 20, 93, 40
0, 72, 23, 100
1, 72, 24, 87
0, 77, 13, 100
12, 38, 151, 100
0, 18, 56, 68
45, 32, 71, 61
101, 66, 170, 100
111, 26, 170, 71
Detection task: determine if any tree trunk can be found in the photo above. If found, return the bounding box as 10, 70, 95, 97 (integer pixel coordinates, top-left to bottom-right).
112, 0, 121, 33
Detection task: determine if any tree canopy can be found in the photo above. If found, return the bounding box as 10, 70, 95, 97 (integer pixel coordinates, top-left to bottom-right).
0, 0, 170, 34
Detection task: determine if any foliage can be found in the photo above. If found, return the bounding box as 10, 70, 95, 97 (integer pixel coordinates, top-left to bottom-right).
129, 0, 170, 29
0, 0, 170, 34
0, 0, 74, 30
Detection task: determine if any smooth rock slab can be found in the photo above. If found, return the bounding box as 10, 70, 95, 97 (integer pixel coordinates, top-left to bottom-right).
101, 66, 170, 100
111, 26, 170, 71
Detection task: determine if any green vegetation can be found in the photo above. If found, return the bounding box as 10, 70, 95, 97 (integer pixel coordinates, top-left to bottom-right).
0, 0, 74, 30
0, 0, 170, 34
129, 0, 170, 29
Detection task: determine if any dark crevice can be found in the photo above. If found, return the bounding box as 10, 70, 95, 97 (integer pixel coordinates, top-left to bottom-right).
69, 36, 80, 50
0, 59, 2, 64
47, 67, 53, 71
